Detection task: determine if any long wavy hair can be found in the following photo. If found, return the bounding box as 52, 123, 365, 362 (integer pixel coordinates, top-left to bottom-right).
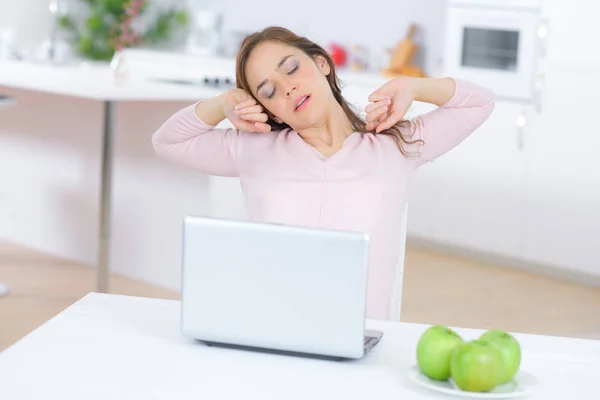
235, 26, 423, 157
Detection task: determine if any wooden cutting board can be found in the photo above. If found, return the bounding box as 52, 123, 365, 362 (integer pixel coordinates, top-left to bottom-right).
390, 24, 418, 69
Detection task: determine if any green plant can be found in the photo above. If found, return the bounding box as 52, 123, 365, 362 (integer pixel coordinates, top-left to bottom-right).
58, 0, 188, 61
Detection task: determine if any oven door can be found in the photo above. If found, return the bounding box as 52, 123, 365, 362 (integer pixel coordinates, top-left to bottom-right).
444, 6, 541, 101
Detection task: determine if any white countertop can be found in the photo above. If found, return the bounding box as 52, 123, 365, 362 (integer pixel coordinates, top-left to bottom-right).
0, 59, 226, 101
0, 55, 391, 102
0, 55, 386, 101
0, 292, 598, 399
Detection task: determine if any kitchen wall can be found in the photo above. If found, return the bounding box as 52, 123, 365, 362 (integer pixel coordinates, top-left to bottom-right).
0, 0, 53, 53
0, 0, 447, 75
192, 0, 447, 75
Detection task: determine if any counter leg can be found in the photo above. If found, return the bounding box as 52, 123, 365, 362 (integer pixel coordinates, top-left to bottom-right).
0, 95, 14, 297
97, 100, 115, 293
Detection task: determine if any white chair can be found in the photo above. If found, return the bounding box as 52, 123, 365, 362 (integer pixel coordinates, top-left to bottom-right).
389, 204, 408, 321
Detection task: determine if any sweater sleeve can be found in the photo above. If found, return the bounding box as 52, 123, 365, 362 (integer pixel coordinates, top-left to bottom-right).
151, 102, 244, 177
410, 78, 496, 167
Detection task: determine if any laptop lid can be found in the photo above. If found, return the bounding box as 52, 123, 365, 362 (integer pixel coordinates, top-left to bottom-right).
180, 215, 370, 359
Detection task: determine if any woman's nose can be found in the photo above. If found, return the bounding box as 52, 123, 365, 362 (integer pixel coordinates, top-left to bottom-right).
286, 84, 298, 97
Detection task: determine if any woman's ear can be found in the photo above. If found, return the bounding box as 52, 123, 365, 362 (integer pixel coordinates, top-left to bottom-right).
315, 55, 331, 76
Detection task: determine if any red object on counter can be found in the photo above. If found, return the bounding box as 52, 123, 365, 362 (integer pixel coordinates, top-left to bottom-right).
328, 43, 348, 67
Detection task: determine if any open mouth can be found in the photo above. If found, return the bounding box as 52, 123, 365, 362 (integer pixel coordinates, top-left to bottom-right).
295, 95, 311, 111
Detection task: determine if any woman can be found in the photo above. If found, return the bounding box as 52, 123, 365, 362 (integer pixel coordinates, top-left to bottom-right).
152, 26, 495, 321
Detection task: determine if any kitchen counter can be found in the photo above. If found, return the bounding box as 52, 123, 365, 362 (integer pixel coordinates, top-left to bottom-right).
0, 56, 392, 102
0, 59, 225, 101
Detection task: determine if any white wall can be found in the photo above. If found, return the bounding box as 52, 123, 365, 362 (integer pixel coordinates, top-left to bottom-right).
0, 0, 54, 54
194, 0, 447, 75
0, 0, 446, 75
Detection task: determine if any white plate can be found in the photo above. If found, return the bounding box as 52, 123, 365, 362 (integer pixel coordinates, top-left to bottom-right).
407, 365, 538, 398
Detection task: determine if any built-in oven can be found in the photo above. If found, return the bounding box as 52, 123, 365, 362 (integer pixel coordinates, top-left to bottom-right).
443, 0, 547, 103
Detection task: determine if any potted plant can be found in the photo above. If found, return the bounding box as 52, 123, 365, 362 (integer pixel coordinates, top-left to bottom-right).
57, 0, 188, 61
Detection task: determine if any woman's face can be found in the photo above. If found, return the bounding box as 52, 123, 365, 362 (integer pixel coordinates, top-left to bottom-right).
244, 40, 333, 131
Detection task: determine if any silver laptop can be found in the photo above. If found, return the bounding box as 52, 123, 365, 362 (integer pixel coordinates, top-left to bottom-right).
179, 215, 383, 360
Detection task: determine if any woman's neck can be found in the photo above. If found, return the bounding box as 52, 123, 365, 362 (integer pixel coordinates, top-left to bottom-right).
296, 99, 354, 149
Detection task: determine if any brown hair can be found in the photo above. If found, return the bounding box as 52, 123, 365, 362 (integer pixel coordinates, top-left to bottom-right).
235, 26, 423, 157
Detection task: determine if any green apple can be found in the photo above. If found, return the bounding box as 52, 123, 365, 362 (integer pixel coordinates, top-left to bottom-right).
479, 329, 521, 384
416, 325, 464, 380
450, 339, 505, 392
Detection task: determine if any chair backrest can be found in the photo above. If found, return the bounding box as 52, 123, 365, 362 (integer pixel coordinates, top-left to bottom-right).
389, 203, 408, 321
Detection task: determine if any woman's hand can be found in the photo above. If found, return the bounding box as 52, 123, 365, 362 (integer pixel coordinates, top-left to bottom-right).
223, 88, 272, 133
364, 77, 417, 133
364, 77, 457, 133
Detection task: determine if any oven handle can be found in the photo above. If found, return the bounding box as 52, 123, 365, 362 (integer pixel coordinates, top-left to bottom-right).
516, 111, 526, 151
534, 71, 545, 114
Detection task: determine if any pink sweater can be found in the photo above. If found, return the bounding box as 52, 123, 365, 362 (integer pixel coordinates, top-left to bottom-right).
152, 78, 495, 320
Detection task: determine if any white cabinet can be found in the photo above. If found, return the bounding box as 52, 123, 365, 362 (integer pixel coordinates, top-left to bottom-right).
542, 0, 600, 68
413, 101, 533, 259
409, 0, 600, 277
408, 69, 600, 278
522, 67, 600, 276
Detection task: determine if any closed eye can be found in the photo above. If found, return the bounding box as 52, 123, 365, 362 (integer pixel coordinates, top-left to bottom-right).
264, 60, 299, 99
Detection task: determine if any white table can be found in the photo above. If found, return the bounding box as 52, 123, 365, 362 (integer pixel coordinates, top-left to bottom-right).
0, 293, 599, 399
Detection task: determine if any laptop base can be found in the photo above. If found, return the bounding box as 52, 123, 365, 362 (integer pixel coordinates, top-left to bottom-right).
197, 329, 384, 362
